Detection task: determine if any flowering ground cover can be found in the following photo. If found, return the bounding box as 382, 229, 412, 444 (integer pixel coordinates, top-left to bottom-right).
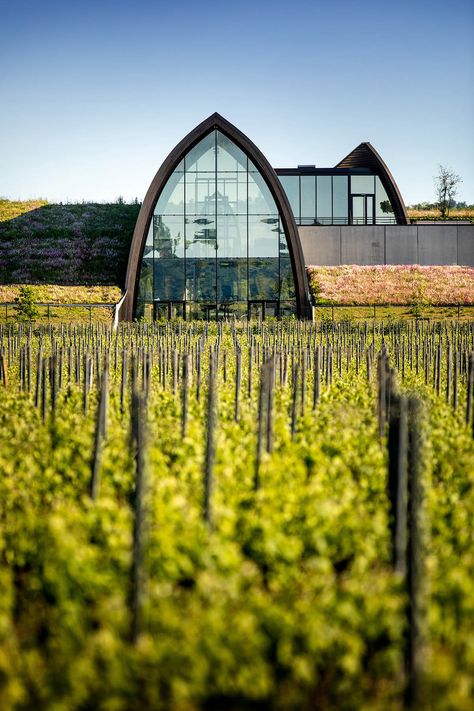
308, 265, 474, 306
0, 284, 121, 303
0, 200, 139, 286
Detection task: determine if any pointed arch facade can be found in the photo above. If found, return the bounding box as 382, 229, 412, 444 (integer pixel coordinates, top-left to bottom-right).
121, 113, 312, 320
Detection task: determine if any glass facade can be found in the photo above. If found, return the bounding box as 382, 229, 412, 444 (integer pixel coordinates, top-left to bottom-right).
137, 130, 297, 319
277, 173, 397, 225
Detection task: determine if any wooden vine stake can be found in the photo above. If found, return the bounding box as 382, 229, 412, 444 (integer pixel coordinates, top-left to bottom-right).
204, 351, 217, 526
406, 396, 424, 708
129, 387, 148, 644
90, 356, 109, 500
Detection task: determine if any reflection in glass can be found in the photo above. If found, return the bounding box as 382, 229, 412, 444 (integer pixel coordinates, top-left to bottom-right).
317, 176, 332, 224
352, 195, 365, 224
332, 176, 348, 224
278, 175, 299, 219
153, 215, 184, 258
249, 258, 279, 299
217, 259, 247, 301
249, 215, 278, 257
376, 177, 394, 221
137, 128, 298, 318
186, 258, 216, 301
185, 132, 216, 172
248, 172, 277, 214
154, 259, 185, 300
217, 132, 247, 171
155, 172, 185, 215
351, 175, 375, 194
300, 176, 315, 220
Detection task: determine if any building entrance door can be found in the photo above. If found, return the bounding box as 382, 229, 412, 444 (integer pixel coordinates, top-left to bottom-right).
153, 301, 185, 320
247, 300, 279, 320
351, 194, 375, 224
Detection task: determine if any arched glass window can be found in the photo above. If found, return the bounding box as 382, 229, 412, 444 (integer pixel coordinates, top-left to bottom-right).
137, 129, 298, 319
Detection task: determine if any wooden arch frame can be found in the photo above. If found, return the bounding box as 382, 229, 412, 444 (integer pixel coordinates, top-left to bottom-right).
336, 142, 409, 224
120, 113, 312, 321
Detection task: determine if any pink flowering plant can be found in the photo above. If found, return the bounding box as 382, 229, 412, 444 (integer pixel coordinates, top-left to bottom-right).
307, 265, 474, 306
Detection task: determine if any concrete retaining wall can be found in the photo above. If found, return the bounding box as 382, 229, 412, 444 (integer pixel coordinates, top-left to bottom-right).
299, 224, 474, 266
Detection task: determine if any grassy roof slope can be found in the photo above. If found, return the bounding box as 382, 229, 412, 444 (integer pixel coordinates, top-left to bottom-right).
0, 200, 139, 287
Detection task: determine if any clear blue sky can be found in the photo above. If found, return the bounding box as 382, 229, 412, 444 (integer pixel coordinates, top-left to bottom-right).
1, 0, 473, 205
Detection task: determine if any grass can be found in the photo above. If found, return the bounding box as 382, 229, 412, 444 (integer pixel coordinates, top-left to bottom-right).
0, 199, 139, 286
0, 284, 121, 304
313, 304, 474, 321
407, 207, 474, 221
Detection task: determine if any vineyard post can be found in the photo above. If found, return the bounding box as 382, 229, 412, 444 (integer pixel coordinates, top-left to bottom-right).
387, 393, 408, 574
90, 355, 109, 500
405, 396, 424, 708
129, 388, 148, 644
181, 353, 189, 439
465, 353, 473, 425
204, 351, 217, 525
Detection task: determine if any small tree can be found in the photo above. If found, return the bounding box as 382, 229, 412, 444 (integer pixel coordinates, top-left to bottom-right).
434, 165, 462, 218
14, 286, 39, 322
380, 200, 393, 214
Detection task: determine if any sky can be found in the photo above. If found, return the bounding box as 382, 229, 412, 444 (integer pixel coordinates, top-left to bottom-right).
1, 0, 473, 205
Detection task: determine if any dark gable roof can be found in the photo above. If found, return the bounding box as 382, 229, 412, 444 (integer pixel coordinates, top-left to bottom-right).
336, 142, 408, 224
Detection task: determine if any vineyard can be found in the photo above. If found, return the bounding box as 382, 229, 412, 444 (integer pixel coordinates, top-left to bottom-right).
0, 319, 473, 710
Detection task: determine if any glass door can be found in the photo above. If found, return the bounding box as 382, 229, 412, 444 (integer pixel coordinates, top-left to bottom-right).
248, 300, 279, 320
351, 194, 375, 224
153, 301, 185, 320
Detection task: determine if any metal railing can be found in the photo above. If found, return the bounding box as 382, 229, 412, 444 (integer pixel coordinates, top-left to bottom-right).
312, 302, 473, 319
0, 302, 115, 323
297, 216, 399, 226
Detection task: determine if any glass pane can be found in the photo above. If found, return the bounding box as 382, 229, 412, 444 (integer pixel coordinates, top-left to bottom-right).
352, 196, 365, 224
153, 215, 184, 258
278, 221, 289, 256
216, 172, 247, 214
248, 258, 279, 299
154, 259, 185, 301
332, 175, 348, 225
248, 215, 278, 257
375, 176, 394, 222
280, 257, 295, 300
185, 258, 216, 301
300, 176, 315, 221
279, 175, 299, 220
155, 172, 185, 214
217, 131, 247, 171
217, 259, 247, 301
279, 300, 297, 317
248, 172, 277, 214
185, 131, 216, 171
366, 196, 374, 224
317, 176, 332, 224
185, 173, 215, 216
138, 259, 153, 301
217, 214, 247, 258
185, 216, 217, 258
351, 175, 375, 194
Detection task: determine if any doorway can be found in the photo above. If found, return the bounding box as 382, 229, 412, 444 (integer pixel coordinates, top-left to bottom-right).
247, 300, 279, 320
350, 194, 375, 225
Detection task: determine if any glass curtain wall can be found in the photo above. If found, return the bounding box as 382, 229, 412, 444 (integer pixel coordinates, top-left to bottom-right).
278, 174, 396, 225
137, 130, 297, 319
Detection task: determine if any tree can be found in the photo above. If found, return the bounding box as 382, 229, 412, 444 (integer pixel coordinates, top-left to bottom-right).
14, 286, 39, 322
434, 165, 462, 218
380, 200, 393, 214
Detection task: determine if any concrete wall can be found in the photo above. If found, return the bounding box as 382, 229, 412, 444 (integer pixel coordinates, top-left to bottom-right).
299, 224, 474, 266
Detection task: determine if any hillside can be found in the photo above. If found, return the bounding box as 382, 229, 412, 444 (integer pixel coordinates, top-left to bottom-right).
0, 199, 139, 287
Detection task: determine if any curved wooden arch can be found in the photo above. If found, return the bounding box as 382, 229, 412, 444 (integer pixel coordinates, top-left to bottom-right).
120, 112, 312, 320
336, 142, 409, 224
